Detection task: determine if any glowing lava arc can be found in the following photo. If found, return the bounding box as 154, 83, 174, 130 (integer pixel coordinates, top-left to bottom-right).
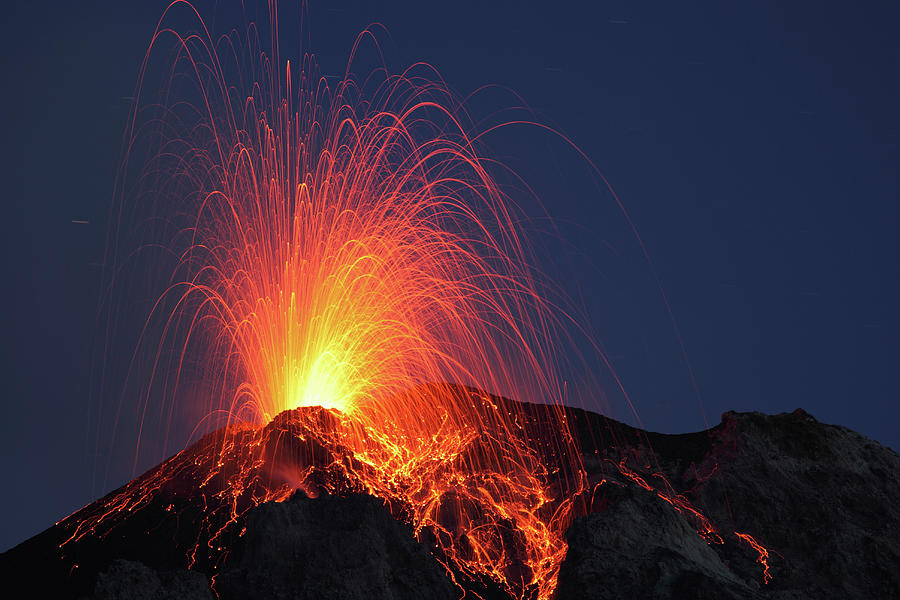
105, 4, 585, 599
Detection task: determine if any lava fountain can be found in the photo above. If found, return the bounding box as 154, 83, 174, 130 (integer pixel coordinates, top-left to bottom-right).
92, 3, 585, 599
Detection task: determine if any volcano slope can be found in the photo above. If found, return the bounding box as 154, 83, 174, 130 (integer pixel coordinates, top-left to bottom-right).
2, 386, 898, 600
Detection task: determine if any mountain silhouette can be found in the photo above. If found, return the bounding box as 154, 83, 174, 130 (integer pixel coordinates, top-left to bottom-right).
2, 386, 898, 599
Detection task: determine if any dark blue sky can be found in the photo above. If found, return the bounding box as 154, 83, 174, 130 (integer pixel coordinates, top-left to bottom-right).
2, 1, 897, 551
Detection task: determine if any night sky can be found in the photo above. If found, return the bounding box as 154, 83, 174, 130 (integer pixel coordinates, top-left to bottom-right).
2, 1, 898, 552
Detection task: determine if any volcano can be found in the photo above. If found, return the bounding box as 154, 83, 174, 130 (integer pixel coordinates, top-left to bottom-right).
3, 386, 898, 600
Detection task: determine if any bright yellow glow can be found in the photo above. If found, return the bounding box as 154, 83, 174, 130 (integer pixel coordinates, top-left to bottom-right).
292, 350, 359, 413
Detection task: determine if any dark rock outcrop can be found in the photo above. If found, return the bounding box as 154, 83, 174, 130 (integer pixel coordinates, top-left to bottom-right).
683, 409, 900, 599
557, 484, 760, 600
89, 493, 457, 600
215, 493, 457, 600
93, 560, 213, 600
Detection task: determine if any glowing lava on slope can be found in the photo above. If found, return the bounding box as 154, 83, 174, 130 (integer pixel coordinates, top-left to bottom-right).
75, 3, 772, 599
64, 386, 585, 599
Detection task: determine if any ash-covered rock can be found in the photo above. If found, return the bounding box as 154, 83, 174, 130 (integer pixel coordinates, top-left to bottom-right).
682, 409, 900, 599
557, 483, 760, 600
552, 404, 900, 599
213, 492, 457, 600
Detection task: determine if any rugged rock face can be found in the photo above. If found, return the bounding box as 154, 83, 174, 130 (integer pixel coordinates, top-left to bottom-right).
215, 493, 457, 600
685, 409, 900, 599
562, 407, 900, 600
557, 485, 761, 600
3, 403, 898, 600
